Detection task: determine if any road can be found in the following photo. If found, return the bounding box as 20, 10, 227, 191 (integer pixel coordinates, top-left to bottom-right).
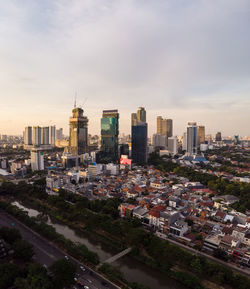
155, 232, 250, 278
0, 210, 120, 289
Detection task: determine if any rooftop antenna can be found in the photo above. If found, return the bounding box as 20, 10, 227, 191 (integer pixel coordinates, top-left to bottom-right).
74, 92, 77, 108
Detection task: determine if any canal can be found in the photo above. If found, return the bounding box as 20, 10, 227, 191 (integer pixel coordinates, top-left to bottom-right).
12, 201, 186, 289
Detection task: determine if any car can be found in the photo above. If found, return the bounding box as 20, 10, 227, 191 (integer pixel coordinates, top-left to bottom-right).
87, 279, 92, 283
84, 286, 89, 289
80, 265, 85, 271
64, 255, 69, 260
43, 264, 47, 268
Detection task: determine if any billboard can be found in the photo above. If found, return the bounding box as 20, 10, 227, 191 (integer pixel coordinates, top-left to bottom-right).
120, 158, 132, 165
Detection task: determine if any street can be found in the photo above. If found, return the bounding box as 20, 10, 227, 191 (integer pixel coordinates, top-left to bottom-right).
0, 210, 120, 289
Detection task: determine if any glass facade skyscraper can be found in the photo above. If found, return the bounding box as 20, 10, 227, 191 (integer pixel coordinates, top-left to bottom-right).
100, 110, 119, 162
132, 123, 148, 164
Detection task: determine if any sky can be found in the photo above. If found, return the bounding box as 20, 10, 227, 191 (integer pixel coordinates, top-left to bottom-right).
0, 0, 250, 137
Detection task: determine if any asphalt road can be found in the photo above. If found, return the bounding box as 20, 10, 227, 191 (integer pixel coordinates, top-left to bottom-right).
0, 210, 120, 289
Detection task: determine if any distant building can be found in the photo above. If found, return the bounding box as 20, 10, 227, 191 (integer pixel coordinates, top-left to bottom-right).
132, 122, 148, 164
168, 136, 178, 155
187, 122, 198, 155
100, 109, 119, 162
31, 148, 44, 171
24, 126, 32, 145
49, 126, 56, 146
137, 107, 146, 123
156, 116, 173, 146
215, 132, 222, 142
131, 113, 138, 126
69, 107, 88, 155
197, 125, 205, 145
182, 132, 187, 151
56, 128, 64, 140
152, 134, 167, 149
32, 126, 41, 146
41, 127, 49, 145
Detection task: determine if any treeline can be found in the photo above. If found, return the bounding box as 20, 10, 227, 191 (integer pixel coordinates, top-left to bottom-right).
0, 201, 99, 265
0, 226, 77, 289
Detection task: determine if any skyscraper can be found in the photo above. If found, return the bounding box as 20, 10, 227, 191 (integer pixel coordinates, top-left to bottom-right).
156, 116, 173, 137
49, 126, 56, 146
168, 136, 178, 155
24, 126, 32, 145
132, 122, 148, 164
215, 132, 222, 142
32, 126, 41, 146
56, 128, 64, 140
157, 116, 163, 134
100, 109, 119, 162
131, 113, 138, 126
137, 107, 146, 123
197, 126, 205, 145
132, 107, 148, 164
69, 107, 88, 155
41, 127, 49, 145
187, 122, 198, 155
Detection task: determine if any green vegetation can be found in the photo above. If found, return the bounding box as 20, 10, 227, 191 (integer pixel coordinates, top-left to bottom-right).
13, 239, 34, 261
49, 259, 76, 289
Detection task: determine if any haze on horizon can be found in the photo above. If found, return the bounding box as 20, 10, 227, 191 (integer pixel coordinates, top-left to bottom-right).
0, 0, 249, 137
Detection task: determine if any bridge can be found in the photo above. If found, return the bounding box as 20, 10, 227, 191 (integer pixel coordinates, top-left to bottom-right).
100, 247, 132, 266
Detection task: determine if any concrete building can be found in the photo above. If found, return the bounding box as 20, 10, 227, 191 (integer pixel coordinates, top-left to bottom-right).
32, 126, 41, 146
187, 122, 198, 155
152, 134, 167, 149
24, 126, 32, 145
49, 126, 56, 146
216, 132, 222, 142
69, 106, 88, 155
56, 128, 64, 140
198, 125, 205, 145
168, 136, 178, 155
31, 148, 44, 171
157, 116, 173, 138
41, 127, 50, 145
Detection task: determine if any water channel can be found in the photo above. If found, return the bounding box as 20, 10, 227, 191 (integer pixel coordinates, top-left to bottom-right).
12, 201, 186, 289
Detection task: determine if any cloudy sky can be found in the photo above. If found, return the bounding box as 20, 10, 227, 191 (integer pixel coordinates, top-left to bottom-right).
0, 0, 249, 137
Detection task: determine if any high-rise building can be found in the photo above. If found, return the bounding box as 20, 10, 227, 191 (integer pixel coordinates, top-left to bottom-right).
131, 113, 138, 126
132, 122, 148, 164
49, 126, 56, 146
24, 126, 32, 145
168, 136, 178, 155
187, 122, 198, 155
152, 134, 167, 149
56, 128, 64, 140
157, 116, 163, 134
215, 132, 222, 142
31, 148, 44, 171
32, 126, 41, 146
137, 107, 146, 123
156, 116, 173, 137
69, 107, 88, 155
182, 132, 187, 151
100, 109, 119, 162
197, 126, 205, 145
41, 127, 50, 145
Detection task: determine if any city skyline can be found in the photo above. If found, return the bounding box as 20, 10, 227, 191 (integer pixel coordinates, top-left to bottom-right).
0, 1, 250, 136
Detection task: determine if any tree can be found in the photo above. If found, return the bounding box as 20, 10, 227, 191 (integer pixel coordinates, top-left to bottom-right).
0, 226, 21, 244
15, 263, 52, 289
49, 259, 76, 289
0, 263, 20, 289
13, 239, 34, 261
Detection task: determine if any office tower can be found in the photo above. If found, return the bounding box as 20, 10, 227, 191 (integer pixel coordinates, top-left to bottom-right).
157, 116, 173, 137
168, 136, 178, 155
215, 132, 222, 142
152, 134, 167, 149
56, 128, 64, 140
187, 122, 198, 155
137, 107, 146, 123
157, 116, 163, 134
49, 126, 56, 146
131, 113, 138, 126
32, 126, 41, 146
31, 148, 44, 171
100, 109, 119, 162
24, 126, 32, 145
197, 126, 205, 145
69, 107, 88, 155
132, 122, 148, 164
41, 127, 49, 145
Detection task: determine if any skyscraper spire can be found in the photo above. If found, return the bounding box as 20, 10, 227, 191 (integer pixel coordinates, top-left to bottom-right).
74, 92, 77, 108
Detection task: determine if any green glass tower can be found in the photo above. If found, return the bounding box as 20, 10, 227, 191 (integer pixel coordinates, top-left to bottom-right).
100, 110, 119, 163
